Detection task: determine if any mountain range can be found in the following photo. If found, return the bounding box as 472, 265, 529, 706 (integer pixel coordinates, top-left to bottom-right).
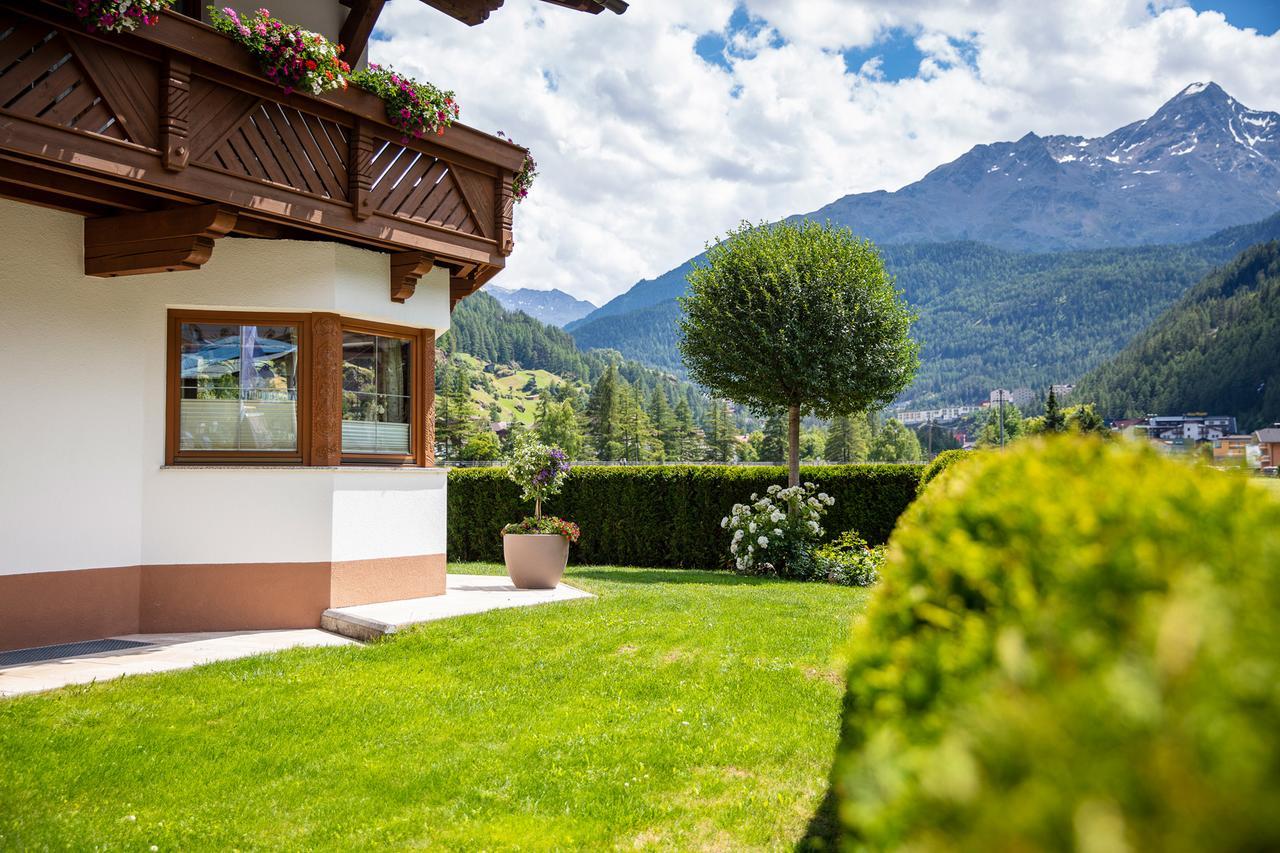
565, 82, 1280, 404
487, 285, 596, 327
1075, 240, 1280, 431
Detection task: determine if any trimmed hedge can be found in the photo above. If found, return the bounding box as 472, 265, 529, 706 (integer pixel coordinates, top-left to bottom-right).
831, 437, 1280, 850
916, 448, 969, 494
447, 464, 924, 568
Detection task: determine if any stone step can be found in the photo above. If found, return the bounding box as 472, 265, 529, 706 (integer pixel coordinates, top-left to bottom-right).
320, 573, 594, 641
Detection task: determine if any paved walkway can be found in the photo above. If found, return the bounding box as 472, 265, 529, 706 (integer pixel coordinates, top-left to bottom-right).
0, 574, 592, 698
0, 629, 356, 698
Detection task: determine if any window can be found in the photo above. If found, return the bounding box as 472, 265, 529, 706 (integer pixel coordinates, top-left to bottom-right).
341, 329, 413, 457
167, 310, 431, 467
178, 321, 300, 454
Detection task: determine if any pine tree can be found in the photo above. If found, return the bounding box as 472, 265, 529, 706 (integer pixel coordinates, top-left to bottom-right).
648, 387, 679, 461
825, 415, 870, 463
435, 364, 477, 458
617, 385, 658, 461
759, 411, 787, 462
1043, 387, 1067, 433
586, 362, 623, 460
673, 398, 703, 461
703, 399, 736, 462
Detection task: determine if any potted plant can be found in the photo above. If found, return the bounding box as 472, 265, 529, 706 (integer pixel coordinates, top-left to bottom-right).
501, 439, 578, 589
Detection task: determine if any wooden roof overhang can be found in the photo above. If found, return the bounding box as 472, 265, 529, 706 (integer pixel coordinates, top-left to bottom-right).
417, 0, 628, 28
0, 1, 535, 304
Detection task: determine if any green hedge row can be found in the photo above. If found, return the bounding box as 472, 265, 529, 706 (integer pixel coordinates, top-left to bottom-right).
447, 464, 924, 568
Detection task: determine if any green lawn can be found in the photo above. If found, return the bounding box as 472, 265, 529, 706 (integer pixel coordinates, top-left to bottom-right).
0, 565, 869, 850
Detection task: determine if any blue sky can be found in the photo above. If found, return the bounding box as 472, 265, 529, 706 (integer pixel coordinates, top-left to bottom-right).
698, 2, 1280, 84
1187, 1, 1280, 34
375, 0, 1280, 303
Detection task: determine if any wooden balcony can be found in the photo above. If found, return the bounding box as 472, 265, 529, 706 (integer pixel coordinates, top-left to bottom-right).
0, 1, 520, 295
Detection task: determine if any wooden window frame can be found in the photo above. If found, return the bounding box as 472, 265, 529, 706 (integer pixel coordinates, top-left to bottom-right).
165, 309, 434, 468
338, 318, 424, 467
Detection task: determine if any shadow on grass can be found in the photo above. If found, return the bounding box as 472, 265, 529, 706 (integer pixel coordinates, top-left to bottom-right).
568, 567, 781, 587
796, 781, 840, 851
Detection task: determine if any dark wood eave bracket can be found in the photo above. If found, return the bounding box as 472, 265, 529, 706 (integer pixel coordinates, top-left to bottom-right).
85, 204, 236, 276
4, 2, 528, 301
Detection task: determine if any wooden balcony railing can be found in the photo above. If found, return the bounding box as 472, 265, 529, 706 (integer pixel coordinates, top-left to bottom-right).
0, 1, 520, 296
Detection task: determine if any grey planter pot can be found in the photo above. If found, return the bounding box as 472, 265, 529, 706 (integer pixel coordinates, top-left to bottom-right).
503, 533, 569, 589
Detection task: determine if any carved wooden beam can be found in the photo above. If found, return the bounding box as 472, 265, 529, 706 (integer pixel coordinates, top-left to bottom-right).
418, 0, 505, 26
84, 204, 237, 277
496, 169, 514, 256
310, 313, 344, 466
339, 0, 386, 61
449, 267, 494, 310
390, 250, 436, 302
161, 55, 191, 171
419, 328, 436, 467
349, 119, 374, 220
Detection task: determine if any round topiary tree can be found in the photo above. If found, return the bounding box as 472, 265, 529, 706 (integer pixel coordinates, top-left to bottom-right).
679, 220, 919, 486
830, 437, 1280, 851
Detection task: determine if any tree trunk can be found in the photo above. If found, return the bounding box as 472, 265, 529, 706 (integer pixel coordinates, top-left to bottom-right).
788, 404, 801, 488
535, 496, 542, 521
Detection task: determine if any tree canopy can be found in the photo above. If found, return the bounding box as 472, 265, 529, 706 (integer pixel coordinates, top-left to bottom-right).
679, 220, 919, 483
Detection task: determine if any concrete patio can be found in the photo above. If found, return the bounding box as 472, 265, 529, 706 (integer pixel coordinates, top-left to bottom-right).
0, 574, 593, 697
321, 574, 595, 641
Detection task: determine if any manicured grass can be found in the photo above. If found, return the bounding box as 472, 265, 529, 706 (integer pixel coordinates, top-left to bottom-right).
0, 565, 869, 850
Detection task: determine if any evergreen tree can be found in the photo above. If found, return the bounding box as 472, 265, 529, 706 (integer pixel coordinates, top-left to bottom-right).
673, 398, 704, 462
587, 362, 629, 461
436, 365, 477, 458
759, 411, 788, 462
618, 385, 658, 461
1043, 387, 1067, 433
648, 387, 679, 461
703, 399, 737, 462
824, 415, 872, 463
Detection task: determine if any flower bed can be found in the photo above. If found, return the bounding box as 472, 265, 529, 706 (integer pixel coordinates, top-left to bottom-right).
209, 7, 349, 96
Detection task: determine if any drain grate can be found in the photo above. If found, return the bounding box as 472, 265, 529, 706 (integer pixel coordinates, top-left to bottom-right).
0, 638, 153, 667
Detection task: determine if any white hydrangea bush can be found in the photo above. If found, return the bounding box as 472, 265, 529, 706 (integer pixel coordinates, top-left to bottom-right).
721, 482, 835, 577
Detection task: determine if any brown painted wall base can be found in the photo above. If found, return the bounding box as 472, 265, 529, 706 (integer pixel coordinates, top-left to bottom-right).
0, 555, 446, 652
0, 567, 141, 652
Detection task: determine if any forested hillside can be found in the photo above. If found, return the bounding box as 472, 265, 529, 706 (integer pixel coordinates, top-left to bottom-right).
568, 213, 1280, 404
435, 291, 718, 460
1075, 241, 1280, 431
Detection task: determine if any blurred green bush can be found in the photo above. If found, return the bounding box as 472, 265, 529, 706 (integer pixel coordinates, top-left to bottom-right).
833, 437, 1280, 851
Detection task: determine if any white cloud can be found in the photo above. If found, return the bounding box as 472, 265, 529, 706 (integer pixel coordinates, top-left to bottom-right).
371, 0, 1280, 305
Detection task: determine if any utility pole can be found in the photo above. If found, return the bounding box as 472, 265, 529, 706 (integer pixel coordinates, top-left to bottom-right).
998, 390, 1006, 448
